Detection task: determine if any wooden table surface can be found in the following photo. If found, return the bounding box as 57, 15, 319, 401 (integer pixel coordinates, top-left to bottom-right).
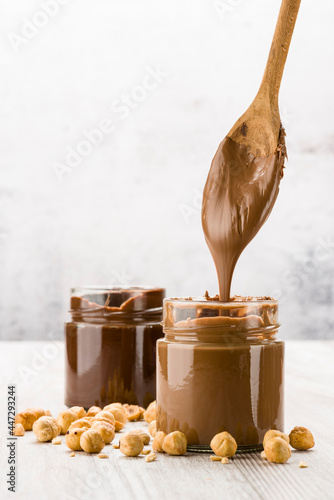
0, 340, 333, 500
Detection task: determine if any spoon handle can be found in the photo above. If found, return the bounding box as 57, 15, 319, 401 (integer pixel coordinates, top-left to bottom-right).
259, 0, 301, 105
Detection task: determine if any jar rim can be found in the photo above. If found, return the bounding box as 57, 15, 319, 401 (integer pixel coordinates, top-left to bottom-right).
71, 285, 164, 294
164, 296, 278, 306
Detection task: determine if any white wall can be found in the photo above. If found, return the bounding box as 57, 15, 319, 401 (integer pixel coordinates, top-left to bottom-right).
0, 0, 333, 340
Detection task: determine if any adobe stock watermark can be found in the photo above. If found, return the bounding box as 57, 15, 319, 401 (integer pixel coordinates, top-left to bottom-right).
107, 269, 134, 289
52, 64, 169, 183
7, 0, 72, 52
17, 333, 61, 387
212, 0, 244, 21
270, 235, 334, 304
179, 187, 202, 224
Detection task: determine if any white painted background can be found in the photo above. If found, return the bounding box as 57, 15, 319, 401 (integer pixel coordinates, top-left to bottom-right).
0, 0, 333, 340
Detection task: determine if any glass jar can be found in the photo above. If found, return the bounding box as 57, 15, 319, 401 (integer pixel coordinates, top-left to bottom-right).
156, 297, 284, 452
65, 286, 165, 409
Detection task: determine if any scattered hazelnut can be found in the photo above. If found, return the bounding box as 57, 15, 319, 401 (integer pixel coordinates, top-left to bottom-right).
57, 410, 78, 434
15, 410, 38, 431
28, 408, 46, 420
45, 410, 52, 417
70, 406, 86, 419
221, 457, 229, 464
66, 427, 89, 451
260, 451, 267, 460
113, 444, 120, 449
87, 406, 102, 417
114, 421, 125, 432
80, 429, 105, 454
91, 421, 115, 444
299, 461, 308, 468
210, 455, 222, 461
119, 433, 144, 457
210, 432, 237, 458
152, 431, 166, 453
106, 402, 123, 409
104, 407, 126, 425
125, 405, 142, 421
68, 418, 92, 431
13, 423, 25, 436
289, 427, 315, 450
98, 453, 109, 459
148, 420, 157, 438
141, 449, 151, 455
145, 452, 157, 463
52, 437, 62, 445
162, 431, 187, 456
263, 429, 289, 447
94, 411, 116, 425
128, 429, 150, 445
70, 452, 75, 457
33, 416, 61, 442
144, 401, 156, 424
264, 437, 291, 464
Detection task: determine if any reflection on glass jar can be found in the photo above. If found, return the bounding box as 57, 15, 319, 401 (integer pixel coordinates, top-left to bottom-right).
156, 297, 284, 452
65, 286, 165, 409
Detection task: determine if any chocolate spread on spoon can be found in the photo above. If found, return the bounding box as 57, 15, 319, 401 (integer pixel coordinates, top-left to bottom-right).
202, 126, 287, 300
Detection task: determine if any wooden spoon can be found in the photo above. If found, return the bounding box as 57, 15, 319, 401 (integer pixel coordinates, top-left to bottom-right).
228, 0, 301, 156
202, 0, 301, 301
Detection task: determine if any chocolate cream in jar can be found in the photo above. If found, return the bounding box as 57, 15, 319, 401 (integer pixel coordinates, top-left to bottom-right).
156, 297, 284, 452
65, 286, 165, 409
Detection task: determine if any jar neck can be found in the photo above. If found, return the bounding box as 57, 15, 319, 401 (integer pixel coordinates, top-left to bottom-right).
68, 286, 165, 324
162, 297, 280, 343
70, 307, 163, 325
163, 324, 280, 343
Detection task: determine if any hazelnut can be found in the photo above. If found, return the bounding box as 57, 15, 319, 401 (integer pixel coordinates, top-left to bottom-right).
221, 457, 229, 464
114, 421, 125, 432
33, 416, 60, 442
15, 410, 37, 431
52, 437, 62, 445
119, 433, 144, 457
299, 460, 308, 468
289, 427, 315, 450
87, 406, 102, 417
28, 408, 46, 420
66, 427, 89, 451
70, 406, 86, 419
103, 407, 127, 425
263, 429, 289, 447
80, 429, 105, 454
264, 437, 291, 464
107, 402, 123, 409
13, 423, 25, 436
144, 401, 156, 424
128, 429, 150, 445
162, 431, 187, 456
148, 420, 157, 438
125, 405, 142, 421
152, 431, 166, 453
94, 411, 116, 425
145, 452, 157, 462
210, 432, 237, 458
69, 452, 75, 457
68, 418, 92, 431
57, 410, 78, 434
98, 453, 109, 459
91, 421, 115, 444
210, 455, 222, 461
45, 410, 52, 416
